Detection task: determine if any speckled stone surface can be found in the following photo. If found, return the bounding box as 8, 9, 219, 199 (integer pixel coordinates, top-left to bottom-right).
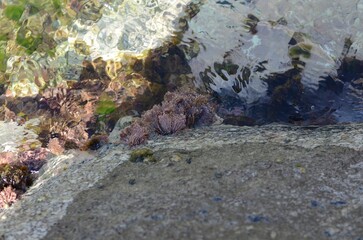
1, 124, 363, 240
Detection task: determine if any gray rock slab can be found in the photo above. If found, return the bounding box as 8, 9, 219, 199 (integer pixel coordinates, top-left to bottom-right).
1, 124, 363, 240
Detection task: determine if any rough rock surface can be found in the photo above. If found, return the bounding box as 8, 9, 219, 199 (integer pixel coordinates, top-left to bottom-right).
0, 124, 362, 240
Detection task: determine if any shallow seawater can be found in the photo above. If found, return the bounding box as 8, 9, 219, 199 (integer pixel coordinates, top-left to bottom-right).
0, 0, 195, 150
0, 0, 362, 151
180, 0, 363, 125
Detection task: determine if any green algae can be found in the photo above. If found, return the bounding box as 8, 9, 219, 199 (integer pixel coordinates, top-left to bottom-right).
96, 96, 116, 115
129, 148, 156, 163
0, 46, 8, 72
16, 28, 43, 54
4, 5, 25, 21
52, 0, 63, 11
0, 34, 9, 42
214, 62, 239, 81
288, 43, 313, 59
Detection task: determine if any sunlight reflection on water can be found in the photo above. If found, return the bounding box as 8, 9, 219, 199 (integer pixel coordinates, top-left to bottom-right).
181, 0, 363, 124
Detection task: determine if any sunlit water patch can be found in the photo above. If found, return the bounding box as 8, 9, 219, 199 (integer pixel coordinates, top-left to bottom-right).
0, 0, 198, 97
181, 0, 363, 124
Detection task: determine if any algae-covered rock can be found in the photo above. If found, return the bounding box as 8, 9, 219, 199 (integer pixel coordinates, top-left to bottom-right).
129, 148, 156, 163
0, 119, 41, 153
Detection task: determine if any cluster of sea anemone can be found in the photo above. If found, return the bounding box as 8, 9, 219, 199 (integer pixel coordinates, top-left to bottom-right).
0, 148, 48, 208
120, 91, 216, 146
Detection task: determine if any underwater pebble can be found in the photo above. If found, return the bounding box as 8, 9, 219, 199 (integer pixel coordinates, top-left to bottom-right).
171, 154, 182, 162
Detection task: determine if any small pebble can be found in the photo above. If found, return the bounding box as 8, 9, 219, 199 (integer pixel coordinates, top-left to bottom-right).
246, 225, 254, 231
311, 200, 319, 207
247, 215, 268, 223
330, 200, 347, 206
128, 179, 136, 185
214, 172, 223, 178
171, 154, 182, 162
212, 196, 223, 202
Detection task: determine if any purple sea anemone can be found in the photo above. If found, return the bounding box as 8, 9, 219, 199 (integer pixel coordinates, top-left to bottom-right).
120, 91, 216, 146
120, 122, 149, 146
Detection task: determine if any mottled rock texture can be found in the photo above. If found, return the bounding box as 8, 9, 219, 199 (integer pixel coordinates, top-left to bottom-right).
0, 124, 362, 240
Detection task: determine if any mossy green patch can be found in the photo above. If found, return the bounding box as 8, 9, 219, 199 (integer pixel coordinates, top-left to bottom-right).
28, 5, 40, 15
52, 0, 62, 11
0, 34, 9, 42
129, 148, 156, 163
16, 29, 42, 54
289, 43, 313, 59
4, 5, 25, 21
96, 98, 116, 115
0, 47, 8, 72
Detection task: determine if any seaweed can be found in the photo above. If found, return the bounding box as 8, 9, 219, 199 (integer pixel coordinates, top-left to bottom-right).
129, 148, 156, 163
0, 163, 32, 192
4, 5, 25, 21
83, 134, 109, 151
